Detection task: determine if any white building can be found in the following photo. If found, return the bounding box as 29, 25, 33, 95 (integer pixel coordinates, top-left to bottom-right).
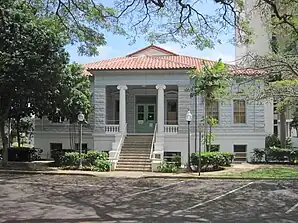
34, 45, 269, 171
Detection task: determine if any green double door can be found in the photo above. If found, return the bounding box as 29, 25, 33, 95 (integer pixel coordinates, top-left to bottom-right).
135, 104, 156, 133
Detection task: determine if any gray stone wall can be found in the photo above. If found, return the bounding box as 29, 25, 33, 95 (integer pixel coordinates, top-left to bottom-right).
93, 85, 106, 133
178, 85, 194, 134
178, 81, 266, 134
126, 89, 135, 133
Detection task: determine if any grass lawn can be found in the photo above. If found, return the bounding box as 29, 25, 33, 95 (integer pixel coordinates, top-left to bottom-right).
227, 166, 298, 178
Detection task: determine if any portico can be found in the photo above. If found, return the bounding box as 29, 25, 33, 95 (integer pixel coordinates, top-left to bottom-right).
104, 84, 178, 135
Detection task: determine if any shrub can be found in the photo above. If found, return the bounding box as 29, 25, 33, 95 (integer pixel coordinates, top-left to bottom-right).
252, 147, 298, 164
172, 154, 181, 168
90, 158, 111, 172
191, 152, 234, 171
61, 152, 81, 166
252, 148, 265, 163
1, 147, 43, 162
157, 161, 179, 173
265, 134, 292, 149
84, 150, 108, 166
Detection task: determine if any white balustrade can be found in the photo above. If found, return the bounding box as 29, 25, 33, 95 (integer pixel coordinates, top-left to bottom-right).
164, 125, 178, 134
105, 125, 120, 133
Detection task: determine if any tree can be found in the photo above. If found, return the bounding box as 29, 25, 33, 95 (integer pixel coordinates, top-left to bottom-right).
10, 117, 34, 148
204, 117, 219, 152
291, 111, 298, 138
236, 0, 298, 147
47, 63, 91, 150
0, 2, 69, 165
10, 0, 253, 54
189, 60, 231, 152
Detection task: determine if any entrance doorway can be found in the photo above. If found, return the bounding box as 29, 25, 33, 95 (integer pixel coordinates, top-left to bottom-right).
135, 104, 156, 133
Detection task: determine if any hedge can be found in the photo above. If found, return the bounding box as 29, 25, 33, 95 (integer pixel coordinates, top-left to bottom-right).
252, 147, 298, 164
191, 152, 234, 171
59, 150, 111, 171
0, 147, 43, 162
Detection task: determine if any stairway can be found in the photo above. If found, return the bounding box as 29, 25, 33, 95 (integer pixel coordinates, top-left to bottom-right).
116, 135, 152, 171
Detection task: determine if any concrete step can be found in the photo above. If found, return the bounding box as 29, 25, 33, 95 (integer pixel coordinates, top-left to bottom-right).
123, 142, 152, 146
119, 155, 150, 159
121, 148, 151, 152
117, 158, 151, 162
123, 141, 152, 144
116, 167, 151, 172
117, 160, 151, 165
117, 164, 151, 168
121, 148, 150, 153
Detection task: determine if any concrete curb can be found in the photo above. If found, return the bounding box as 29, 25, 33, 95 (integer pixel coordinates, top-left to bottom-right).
0, 169, 298, 180
141, 175, 298, 180
0, 169, 98, 177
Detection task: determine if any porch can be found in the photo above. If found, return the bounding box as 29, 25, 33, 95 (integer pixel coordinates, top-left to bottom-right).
103, 85, 179, 135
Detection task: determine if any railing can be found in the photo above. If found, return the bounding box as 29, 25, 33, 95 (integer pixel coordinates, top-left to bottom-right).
105, 125, 119, 133
109, 123, 127, 170
164, 125, 178, 134
150, 123, 157, 160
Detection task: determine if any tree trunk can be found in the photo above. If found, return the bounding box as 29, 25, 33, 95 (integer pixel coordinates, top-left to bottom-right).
280, 111, 287, 148
16, 118, 21, 148
208, 125, 212, 152
0, 120, 8, 166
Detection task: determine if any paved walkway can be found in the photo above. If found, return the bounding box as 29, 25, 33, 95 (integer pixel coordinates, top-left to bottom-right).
0, 163, 263, 178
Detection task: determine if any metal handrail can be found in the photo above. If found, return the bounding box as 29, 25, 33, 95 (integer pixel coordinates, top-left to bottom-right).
150, 123, 157, 160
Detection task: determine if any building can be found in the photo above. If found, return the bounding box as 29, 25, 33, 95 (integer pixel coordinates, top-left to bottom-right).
235, 0, 296, 140
34, 45, 269, 171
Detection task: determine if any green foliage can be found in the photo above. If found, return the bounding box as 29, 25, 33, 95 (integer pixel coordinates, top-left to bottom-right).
252, 147, 298, 164
90, 159, 111, 172
265, 134, 292, 149
48, 64, 91, 123
189, 60, 231, 102
0, 1, 69, 165
59, 150, 110, 171
191, 152, 234, 171
204, 117, 218, 152
157, 161, 179, 173
61, 152, 81, 166
84, 150, 109, 166
172, 154, 182, 168
252, 148, 265, 163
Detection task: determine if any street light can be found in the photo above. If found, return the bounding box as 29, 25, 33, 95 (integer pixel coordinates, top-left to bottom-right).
77, 112, 85, 170
186, 110, 192, 170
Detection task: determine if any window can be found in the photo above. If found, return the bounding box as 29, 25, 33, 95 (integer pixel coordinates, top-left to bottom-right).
167, 100, 178, 124
233, 145, 247, 162
206, 100, 219, 121
233, 99, 246, 123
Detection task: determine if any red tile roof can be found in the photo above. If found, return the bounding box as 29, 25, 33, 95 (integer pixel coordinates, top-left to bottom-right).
84, 45, 259, 76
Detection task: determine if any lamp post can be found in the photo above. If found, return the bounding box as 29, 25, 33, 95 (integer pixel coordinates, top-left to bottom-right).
77, 112, 85, 170
198, 124, 204, 176
186, 110, 192, 170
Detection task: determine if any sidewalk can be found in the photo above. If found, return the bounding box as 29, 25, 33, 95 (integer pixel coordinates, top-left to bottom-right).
0, 163, 263, 179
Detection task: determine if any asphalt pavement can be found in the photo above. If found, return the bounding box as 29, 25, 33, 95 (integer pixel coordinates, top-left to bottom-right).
0, 174, 297, 222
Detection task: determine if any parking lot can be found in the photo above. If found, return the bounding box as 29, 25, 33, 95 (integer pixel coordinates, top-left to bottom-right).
0, 174, 297, 222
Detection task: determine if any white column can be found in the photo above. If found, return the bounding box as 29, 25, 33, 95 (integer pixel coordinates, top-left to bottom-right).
117, 85, 128, 133
156, 84, 166, 133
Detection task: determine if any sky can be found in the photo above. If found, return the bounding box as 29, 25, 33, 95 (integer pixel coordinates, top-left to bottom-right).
66, 0, 236, 65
